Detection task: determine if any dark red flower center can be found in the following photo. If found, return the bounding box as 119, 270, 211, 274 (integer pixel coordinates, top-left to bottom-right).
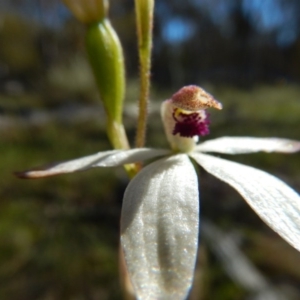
172, 109, 210, 138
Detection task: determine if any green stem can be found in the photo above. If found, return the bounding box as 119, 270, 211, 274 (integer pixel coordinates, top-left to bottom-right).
135, 0, 154, 148
107, 119, 139, 176
106, 119, 129, 150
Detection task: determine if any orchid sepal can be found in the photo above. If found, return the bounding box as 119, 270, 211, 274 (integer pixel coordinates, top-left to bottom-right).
121, 154, 199, 300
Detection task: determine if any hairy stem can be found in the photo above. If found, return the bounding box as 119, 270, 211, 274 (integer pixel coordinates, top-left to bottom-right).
135, 0, 154, 148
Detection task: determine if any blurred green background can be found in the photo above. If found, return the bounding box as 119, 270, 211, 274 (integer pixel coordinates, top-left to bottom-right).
0, 0, 300, 299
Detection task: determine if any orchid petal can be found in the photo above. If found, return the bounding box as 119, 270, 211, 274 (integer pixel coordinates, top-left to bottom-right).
195, 137, 300, 154
17, 148, 169, 178
191, 152, 300, 252
121, 154, 199, 300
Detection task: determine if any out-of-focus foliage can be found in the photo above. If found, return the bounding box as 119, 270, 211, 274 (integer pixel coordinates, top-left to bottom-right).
2, 0, 300, 87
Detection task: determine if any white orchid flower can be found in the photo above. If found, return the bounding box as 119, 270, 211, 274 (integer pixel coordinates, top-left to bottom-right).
18, 85, 300, 300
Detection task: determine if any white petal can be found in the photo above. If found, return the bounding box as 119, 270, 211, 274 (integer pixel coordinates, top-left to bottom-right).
195, 137, 300, 154
17, 148, 169, 178
191, 152, 300, 251
121, 154, 199, 300
95, 148, 170, 166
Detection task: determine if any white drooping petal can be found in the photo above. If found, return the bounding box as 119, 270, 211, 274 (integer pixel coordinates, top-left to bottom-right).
121, 154, 199, 300
17, 148, 169, 178
195, 136, 300, 154
191, 152, 300, 251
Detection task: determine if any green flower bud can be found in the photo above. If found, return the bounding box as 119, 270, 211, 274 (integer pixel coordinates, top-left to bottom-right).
62, 0, 108, 24
85, 19, 125, 126
85, 19, 131, 153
